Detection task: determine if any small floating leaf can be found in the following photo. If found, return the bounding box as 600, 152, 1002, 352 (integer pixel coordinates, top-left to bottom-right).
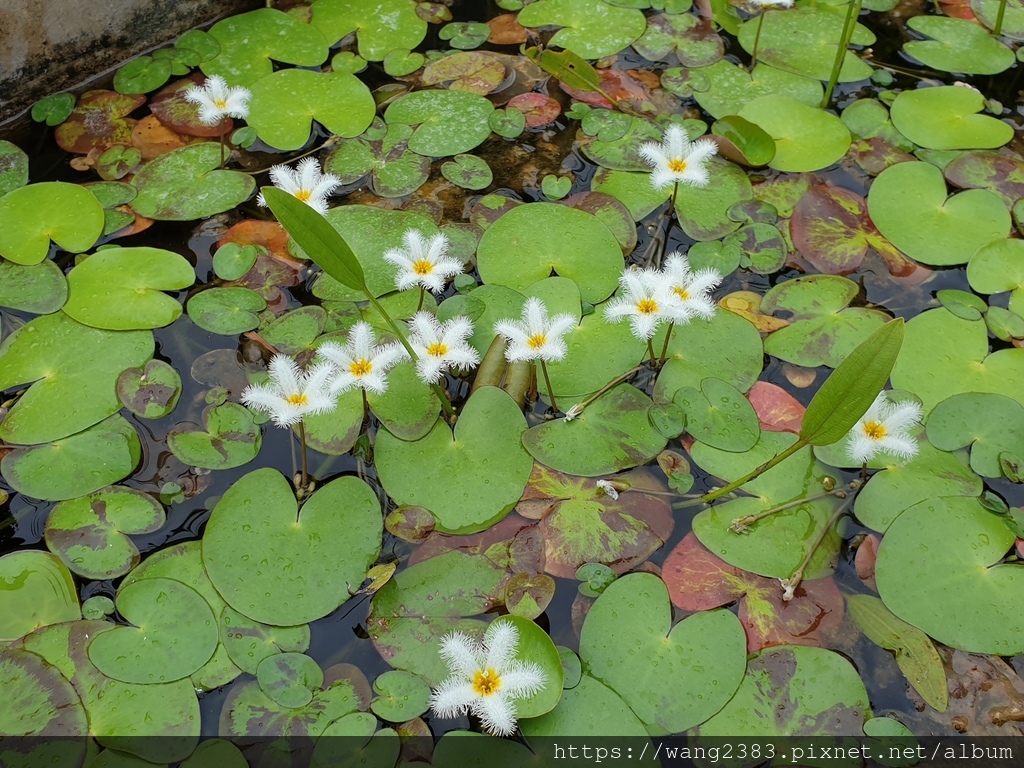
0, 182, 104, 265
0, 552, 79, 641
168, 402, 261, 470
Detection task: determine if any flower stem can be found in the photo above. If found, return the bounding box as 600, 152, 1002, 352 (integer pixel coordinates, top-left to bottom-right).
779, 485, 858, 600
821, 0, 863, 108
218, 119, 227, 169
417, 286, 425, 312
655, 182, 679, 270
646, 338, 659, 367
435, 380, 457, 420
701, 438, 807, 503
729, 480, 860, 534
750, 12, 767, 70
297, 421, 309, 493
995, 0, 1008, 35
658, 322, 675, 367
564, 365, 644, 420
538, 359, 559, 414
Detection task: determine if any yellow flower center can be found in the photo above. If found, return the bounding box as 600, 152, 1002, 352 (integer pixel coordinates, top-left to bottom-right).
863, 421, 887, 440
350, 359, 373, 376
637, 298, 659, 315
472, 668, 502, 697
427, 342, 448, 357
668, 158, 688, 174
527, 334, 547, 349
412, 260, 434, 275
294, 189, 312, 202
214, 99, 228, 109
673, 287, 690, 301
286, 393, 309, 406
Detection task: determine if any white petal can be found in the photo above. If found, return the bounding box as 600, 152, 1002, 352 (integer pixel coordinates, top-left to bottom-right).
268, 354, 302, 396
637, 141, 668, 168
472, 693, 518, 737
664, 123, 688, 159
360, 370, 390, 395
687, 136, 719, 165
440, 315, 474, 345
630, 311, 660, 341
879, 434, 919, 460
501, 661, 547, 698
881, 399, 923, 433
483, 621, 518, 672
316, 340, 352, 368
415, 357, 446, 384
373, 342, 410, 370
539, 337, 568, 362
439, 632, 483, 678
404, 228, 428, 257
446, 345, 481, 370
545, 313, 577, 341
847, 432, 880, 464
424, 232, 450, 262
494, 319, 530, 347
431, 678, 477, 719
523, 297, 547, 336
349, 322, 376, 358
650, 167, 675, 190
240, 385, 284, 416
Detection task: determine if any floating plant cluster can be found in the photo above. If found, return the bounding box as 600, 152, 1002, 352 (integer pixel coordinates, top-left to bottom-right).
2, 0, 1024, 759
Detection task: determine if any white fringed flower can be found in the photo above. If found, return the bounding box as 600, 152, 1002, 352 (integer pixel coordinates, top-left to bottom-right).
603, 267, 680, 341
750, 0, 794, 7
383, 230, 464, 294
182, 75, 251, 125
406, 312, 481, 384
430, 620, 547, 738
240, 354, 336, 427
494, 297, 576, 363
847, 392, 922, 464
256, 158, 341, 216
638, 123, 718, 190
316, 322, 408, 396
662, 251, 721, 321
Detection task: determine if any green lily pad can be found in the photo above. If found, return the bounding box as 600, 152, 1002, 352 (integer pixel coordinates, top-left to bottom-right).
366, 361, 441, 442
44, 486, 165, 579
691, 431, 841, 579
739, 95, 851, 172
477, 203, 622, 303
187, 287, 267, 335
63, 247, 193, 330
376, 387, 532, 534
114, 55, 172, 94
736, 6, 875, 82
18, 620, 200, 762
441, 154, 493, 190
326, 125, 431, 198
0, 139, 29, 196
518, 0, 646, 58
654, 310, 763, 401
30, 93, 76, 127
439, 21, 492, 49
937, 288, 988, 321
582, 116, 664, 172
867, 161, 1010, 266
968, 238, 1024, 313
257, 653, 321, 708
310, 0, 427, 61
972, 0, 1024, 38
116, 359, 182, 419
88, 577, 218, 684
370, 670, 431, 722
367, 551, 505, 684
591, 167, 671, 221
504, 572, 556, 618
905, 16, 1014, 75
673, 377, 758, 451
579, 573, 747, 732
422, 52, 506, 94
692, 61, 823, 120
695, 645, 870, 736
522, 673, 649, 737
712, 115, 777, 167
634, 12, 723, 65
220, 605, 309, 676
213, 243, 259, 281
927, 393, 1024, 478
0, 182, 104, 265
82, 596, 115, 620
168, 402, 261, 470
203, 8, 330, 88
673, 158, 753, 241
248, 69, 375, 151
0, 259, 68, 314
0, 551, 79, 641
2, 415, 142, 501
0, 646, 88, 746
876, 496, 1024, 655
384, 48, 425, 76
131, 143, 256, 221
890, 86, 1014, 150
261, 306, 326, 355
489, 108, 526, 139
523, 385, 667, 476
203, 468, 382, 625
384, 90, 494, 157
891, 308, 1024, 414
541, 175, 572, 200
300, 387, 363, 456
841, 98, 916, 152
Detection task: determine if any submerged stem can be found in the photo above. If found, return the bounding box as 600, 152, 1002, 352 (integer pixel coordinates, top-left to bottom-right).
750, 12, 767, 70
701, 438, 808, 504
780, 483, 859, 600
821, 0, 863, 107
729, 480, 859, 534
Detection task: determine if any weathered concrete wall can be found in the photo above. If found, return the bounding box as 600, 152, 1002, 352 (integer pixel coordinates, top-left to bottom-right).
0, 0, 263, 123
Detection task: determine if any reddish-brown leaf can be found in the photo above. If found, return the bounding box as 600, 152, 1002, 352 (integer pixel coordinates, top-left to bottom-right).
747, 381, 805, 434
506, 93, 561, 128
662, 532, 757, 611
55, 90, 145, 154
739, 577, 845, 652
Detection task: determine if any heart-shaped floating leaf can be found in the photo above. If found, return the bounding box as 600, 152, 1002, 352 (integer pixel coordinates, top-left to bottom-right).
739, 95, 851, 172
248, 69, 375, 151
673, 377, 758, 451
0, 182, 104, 265
88, 577, 218, 684
131, 143, 255, 221
63, 246, 193, 330
257, 652, 322, 708
221, 605, 309, 676
695, 645, 870, 736
0, 646, 89, 747
691, 61, 822, 120
635, 13, 723, 65
968, 238, 1024, 314
326, 125, 431, 198
422, 52, 507, 95
971, 0, 1024, 38
0, 259, 68, 314
368, 551, 505, 684
673, 158, 753, 241
18, 620, 201, 762
0, 140, 29, 196
203, 8, 329, 87
188, 286, 267, 335
44, 486, 165, 580
370, 670, 432, 722
477, 203, 622, 303
579, 573, 746, 732
366, 361, 441, 442
203, 468, 382, 625
518, 0, 646, 58
384, 90, 495, 157
55, 90, 145, 155
149, 75, 229, 138
890, 86, 1014, 150
876, 496, 1024, 655
116, 359, 181, 419
310, 0, 427, 60
441, 154, 493, 190
168, 402, 261, 470
867, 161, 1010, 267
2, 415, 142, 501
591, 168, 671, 221
521, 673, 650, 737
376, 387, 532, 534
0, 551, 79, 641
904, 16, 1014, 75
891, 308, 1024, 414
927, 393, 1024, 478
523, 385, 667, 476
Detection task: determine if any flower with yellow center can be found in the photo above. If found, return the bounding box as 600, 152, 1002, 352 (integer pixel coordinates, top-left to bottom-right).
847, 392, 922, 464
603, 266, 679, 341
316, 322, 408, 396
182, 75, 251, 126
430, 620, 547, 737
662, 251, 721, 322
240, 354, 336, 427
494, 297, 576, 363
256, 158, 341, 216
638, 123, 719, 191
406, 311, 480, 384
383, 229, 464, 294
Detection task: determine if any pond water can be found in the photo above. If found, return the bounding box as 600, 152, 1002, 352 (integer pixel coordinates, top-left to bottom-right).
3, 0, 1024, 758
